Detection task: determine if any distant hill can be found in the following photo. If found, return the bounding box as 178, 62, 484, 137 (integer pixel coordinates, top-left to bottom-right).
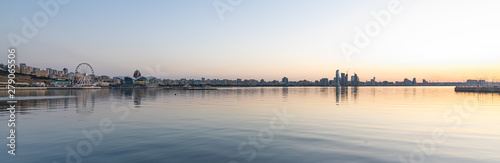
0, 71, 54, 84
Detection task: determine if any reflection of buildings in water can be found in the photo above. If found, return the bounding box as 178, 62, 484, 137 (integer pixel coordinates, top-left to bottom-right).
403, 88, 417, 98
75, 90, 96, 116
146, 89, 158, 99
114, 88, 159, 108
320, 87, 328, 98
123, 89, 133, 98
119, 88, 141, 107
282, 87, 289, 100
335, 86, 357, 105
76, 106, 94, 116
0, 89, 113, 116
271, 88, 280, 96
100, 88, 111, 97
341, 86, 347, 103
243, 88, 258, 96
134, 89, 143, 107
236, 89, 242, 96
0, 90, 78, 115
335, 87, 340, 105
351, 86, 358, 101
64, 97, 69, 109
201, 90, 207, 98
456, 92, 500, 102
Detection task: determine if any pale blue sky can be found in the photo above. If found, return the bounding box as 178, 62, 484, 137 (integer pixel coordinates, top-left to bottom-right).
1, 0, 499, 81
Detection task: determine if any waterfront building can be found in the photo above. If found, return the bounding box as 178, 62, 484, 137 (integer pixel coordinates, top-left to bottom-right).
467, 80, 479, 86
479, 80, 486, 86
403, 78, 412, 86
20, 63, 29, 74
31, 82, 46, 87
336, 70, 340, 86
50, 80, 72, 87
115, 70, 158, 87
46, 68, 52, 76
133, 70, 142, 78
282, 77, 289, 85
344, 73, 349, 86
100, 75, 111, 81
351, 73, 359, 86
320, 78, 329, 86
340, 73, 345, 86
20, 63, 26, 73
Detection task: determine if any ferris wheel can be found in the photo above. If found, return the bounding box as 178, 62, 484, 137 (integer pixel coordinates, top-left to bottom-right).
73, 63, 94, 87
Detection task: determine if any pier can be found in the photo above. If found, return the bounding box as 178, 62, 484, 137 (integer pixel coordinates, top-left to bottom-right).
455, 86, 500, 93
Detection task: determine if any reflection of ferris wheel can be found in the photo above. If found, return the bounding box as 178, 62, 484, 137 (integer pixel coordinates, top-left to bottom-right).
73, 63, 94, 87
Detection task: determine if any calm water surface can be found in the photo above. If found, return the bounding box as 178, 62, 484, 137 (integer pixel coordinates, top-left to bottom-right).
1, 87, 499, 163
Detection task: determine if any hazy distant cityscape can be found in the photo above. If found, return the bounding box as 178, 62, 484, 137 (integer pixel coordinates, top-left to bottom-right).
2, 1, 500, 163
1, 62, 498, 87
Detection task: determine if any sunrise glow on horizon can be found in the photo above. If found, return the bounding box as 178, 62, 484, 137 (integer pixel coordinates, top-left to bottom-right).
2, 1, 500, 163
1, 0, 499, 82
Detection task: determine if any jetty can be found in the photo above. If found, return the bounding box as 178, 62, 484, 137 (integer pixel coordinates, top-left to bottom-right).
455, 86, 500, 93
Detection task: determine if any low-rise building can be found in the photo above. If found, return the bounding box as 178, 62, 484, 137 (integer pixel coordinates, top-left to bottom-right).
50, 81, 72, 87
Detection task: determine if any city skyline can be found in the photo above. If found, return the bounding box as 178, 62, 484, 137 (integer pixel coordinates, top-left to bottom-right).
2, 1, 500, 162
3, 62, 498, 84
1, 0, 500, 82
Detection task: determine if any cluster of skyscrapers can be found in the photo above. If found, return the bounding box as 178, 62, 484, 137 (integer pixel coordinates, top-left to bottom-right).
334, 70, 360, 86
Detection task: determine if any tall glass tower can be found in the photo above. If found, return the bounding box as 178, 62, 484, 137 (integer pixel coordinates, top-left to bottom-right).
341, 73, 345, 86
336, 70, 340, 86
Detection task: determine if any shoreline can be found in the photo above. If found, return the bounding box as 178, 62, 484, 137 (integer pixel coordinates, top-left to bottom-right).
4, 85, 498, 92
0, 85, 460, 91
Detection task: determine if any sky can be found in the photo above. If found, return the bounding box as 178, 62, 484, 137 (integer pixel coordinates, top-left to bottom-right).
1, 0, 499, 82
